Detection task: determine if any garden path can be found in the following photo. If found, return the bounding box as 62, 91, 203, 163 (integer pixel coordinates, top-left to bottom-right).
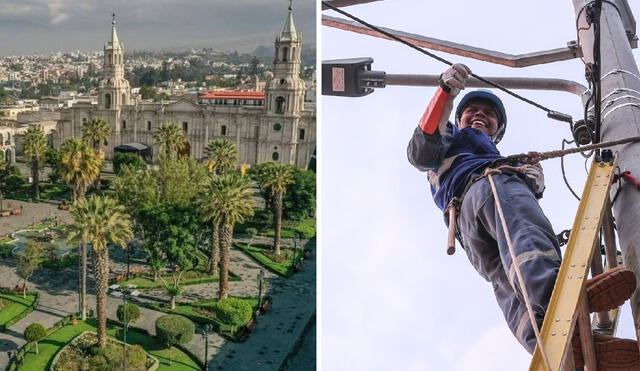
0, 202, 316, 370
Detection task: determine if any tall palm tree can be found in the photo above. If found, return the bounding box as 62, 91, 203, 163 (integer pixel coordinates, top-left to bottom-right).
60, 138, 103, 321
202, 139, 238, 275
66, 196, 132, 348
261, 163, 294, 256
60, 138, 102, 202
22, 126, 48, 200
81, 118, 110, 191
152, 123, 187, 160
204, 139, 238, 175
201, 174, 254, 299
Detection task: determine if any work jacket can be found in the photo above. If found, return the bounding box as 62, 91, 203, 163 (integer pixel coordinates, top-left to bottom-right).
407, 122, 503, 212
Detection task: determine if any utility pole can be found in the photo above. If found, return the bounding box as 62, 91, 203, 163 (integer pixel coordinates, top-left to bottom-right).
572, 0, 640, 322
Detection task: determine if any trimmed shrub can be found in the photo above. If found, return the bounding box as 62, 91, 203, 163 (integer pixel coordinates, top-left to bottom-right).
155, 314, 195, 348
117, 303, 141, 327
213, 298, 253, 326
24, 323, 46, 354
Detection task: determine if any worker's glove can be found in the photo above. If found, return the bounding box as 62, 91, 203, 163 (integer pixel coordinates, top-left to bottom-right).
523, 163, 545, 199
439, 63, 471, 96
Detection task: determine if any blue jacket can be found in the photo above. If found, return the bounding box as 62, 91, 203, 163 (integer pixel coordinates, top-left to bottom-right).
407, 123, 503, 211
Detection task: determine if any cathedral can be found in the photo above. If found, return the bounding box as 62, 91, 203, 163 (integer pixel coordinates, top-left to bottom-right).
56, 6, 316, 169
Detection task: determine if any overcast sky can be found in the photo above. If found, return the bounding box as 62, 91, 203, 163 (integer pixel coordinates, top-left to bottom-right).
322, 1, 640, 370
0, 0, 315, 56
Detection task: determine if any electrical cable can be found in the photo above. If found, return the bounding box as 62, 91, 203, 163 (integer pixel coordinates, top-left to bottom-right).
592, 0, 603, 145
321, 1, 574, 124
560, 138, 581, 201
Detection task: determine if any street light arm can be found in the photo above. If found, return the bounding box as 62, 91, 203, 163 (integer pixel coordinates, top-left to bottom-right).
384, 74, 588, 97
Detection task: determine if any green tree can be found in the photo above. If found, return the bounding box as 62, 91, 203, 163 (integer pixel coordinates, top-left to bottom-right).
17, 240, 42, 298
204, 139, 238, 175
153, 123, 187, 160
112, 165, 159, 218
45, 148, 63, 183
60, 138, 102, 201
283, 168, 316, 220
67, 196, 133, 348
113, 152, 145, 174
81, 118, 110, 191
157, 158, 207, 206
252, 162, 294, 255
22, 126, 48, 200
136, 202, 201, 279
137, 204, 199, 308
24, 323, 47, 354
117, 303, 141, 329
201, 174, 254, 299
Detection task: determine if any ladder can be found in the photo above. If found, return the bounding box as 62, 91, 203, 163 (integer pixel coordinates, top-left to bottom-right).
530, 151, 623, 370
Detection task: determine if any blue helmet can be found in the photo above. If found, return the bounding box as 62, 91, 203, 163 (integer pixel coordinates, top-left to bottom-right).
455, 89, 507, 144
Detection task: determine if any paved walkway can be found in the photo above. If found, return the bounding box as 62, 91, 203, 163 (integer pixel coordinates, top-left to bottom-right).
0, 202, 316, 370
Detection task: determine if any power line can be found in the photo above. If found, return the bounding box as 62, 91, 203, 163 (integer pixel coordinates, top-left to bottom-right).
322, 1, 574, 124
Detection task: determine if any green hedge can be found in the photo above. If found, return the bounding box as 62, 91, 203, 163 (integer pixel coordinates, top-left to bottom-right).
146, 297, 258, 341
213, 298, 253, 327
9, 317, 202, 371
155, 315, 195, 348
6, 313, 74, 371
117, 271, 240, 289
234, 243, 303, 277
0, 292, 40, 332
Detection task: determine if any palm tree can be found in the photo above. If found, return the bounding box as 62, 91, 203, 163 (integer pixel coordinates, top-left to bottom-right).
202, 139, 238, 275
66, 196, 132, 348
261, 163, 294, 256
22, 126, 48, 200
81, 118, 110, 191
60, 138, 102, 202
152, 123, 187, 160
60, 138, 103, 321
204, 139, 238, 175
201, 174, 254, 299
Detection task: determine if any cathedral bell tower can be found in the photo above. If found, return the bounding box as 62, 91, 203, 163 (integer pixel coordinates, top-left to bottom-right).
99, 14, 130, 111
265, 0, 305, 115
262, 1, 307, 165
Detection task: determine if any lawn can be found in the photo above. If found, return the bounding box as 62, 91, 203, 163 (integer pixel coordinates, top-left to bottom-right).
234, 242, 302, 276
0, 293, 37, 330
6, 183, 69, 202
17, 319, 200, 371
117, 270, 240, 289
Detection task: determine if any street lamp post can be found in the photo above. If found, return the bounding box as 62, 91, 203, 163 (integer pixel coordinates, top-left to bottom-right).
201, 324, 212, 371
123, 291, 127, 371
257, 269, 264, 315
293, 234, 298, 266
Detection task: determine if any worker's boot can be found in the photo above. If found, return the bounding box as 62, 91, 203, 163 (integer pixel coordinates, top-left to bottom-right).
586, 267, 636, 313
573, 334, 640, 370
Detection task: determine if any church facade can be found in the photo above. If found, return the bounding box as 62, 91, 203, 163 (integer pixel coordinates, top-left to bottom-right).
57, 7, 315, 169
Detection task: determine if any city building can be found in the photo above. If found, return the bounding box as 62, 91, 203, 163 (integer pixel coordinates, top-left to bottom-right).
56, 5, 316, 168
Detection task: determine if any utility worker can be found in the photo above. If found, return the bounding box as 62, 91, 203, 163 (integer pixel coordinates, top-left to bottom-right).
407, 63, 640, 369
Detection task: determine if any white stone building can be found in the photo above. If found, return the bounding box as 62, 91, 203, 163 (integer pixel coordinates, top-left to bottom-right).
56, 7, 316, 169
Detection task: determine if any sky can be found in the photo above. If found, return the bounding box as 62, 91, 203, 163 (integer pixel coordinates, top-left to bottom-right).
0, 0, 316, 56
321, 1, 640, 370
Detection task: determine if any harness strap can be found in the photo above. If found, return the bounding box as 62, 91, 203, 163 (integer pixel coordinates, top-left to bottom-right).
485, 166, 552, 371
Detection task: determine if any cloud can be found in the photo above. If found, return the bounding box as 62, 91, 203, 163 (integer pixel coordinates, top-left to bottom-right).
451, 325, 530, 371
0, 0, 315, 55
